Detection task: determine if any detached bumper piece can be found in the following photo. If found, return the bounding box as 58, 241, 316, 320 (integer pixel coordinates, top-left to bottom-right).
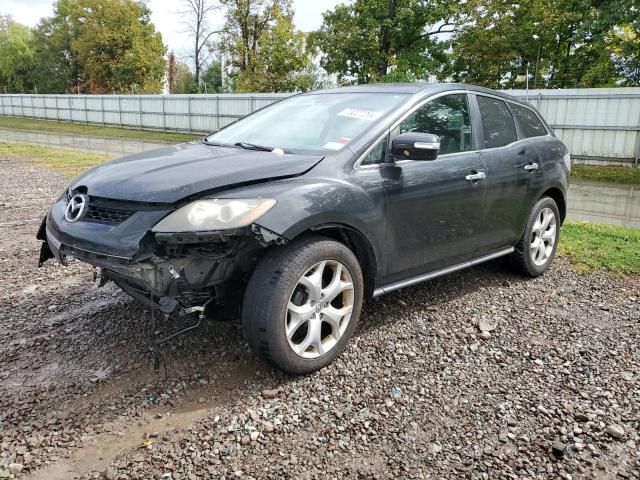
36, 217, 55, 267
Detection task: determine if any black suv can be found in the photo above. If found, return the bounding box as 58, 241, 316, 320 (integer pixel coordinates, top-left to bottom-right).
38, 83, 570, 373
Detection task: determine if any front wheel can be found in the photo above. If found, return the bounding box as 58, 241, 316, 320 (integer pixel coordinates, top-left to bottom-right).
511, 196, 561, 276
242, 236, 363, 374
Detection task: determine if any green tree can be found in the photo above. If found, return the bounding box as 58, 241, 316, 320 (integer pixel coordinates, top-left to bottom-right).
68, 0, 167, 93
591, 0, 640, 85
447, 0, 639, 88
308, 0, 456, 85
31, 0, 78, 93
0, 17, 36, 92
172, 61, 198, 93
610, 25, 640, 85
28, 0, 167, 93
201, 61, 224, 92
221, 0, 312, 92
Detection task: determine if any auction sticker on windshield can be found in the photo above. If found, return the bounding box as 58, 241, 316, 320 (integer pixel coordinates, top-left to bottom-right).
338, 108, 382, 121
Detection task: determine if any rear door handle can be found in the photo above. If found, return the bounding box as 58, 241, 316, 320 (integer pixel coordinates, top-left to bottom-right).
524, 162, 539, 171
465, 171, 486, 181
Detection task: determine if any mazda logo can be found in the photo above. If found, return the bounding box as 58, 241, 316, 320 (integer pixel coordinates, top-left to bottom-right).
64, 193, 89, 223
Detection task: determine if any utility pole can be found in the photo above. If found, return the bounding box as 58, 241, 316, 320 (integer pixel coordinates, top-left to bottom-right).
533, 35, 542, 89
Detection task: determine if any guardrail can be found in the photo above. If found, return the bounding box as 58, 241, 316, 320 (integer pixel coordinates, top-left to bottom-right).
1, 88, 639, 165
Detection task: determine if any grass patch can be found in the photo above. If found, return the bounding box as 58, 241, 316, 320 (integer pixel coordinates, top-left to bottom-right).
571, 164, 640, 185
559, 221, 640, 274
0, 116, 201, 144
0, 142, 108, 177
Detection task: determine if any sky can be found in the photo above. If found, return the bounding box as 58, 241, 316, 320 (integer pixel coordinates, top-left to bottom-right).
0, 0, 343, 59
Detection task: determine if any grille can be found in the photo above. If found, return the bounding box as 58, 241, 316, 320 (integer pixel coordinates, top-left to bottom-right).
83, 205, 135, 226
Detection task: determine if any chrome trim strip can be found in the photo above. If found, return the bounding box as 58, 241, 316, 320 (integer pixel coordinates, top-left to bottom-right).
353, 89, 552, 170
414, 142, 440, 150
372, 247, 515, 297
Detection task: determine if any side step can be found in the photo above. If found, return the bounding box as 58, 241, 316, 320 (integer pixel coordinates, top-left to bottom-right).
372, 247, 514, 297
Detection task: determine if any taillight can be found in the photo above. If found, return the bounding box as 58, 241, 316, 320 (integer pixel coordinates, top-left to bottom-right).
563, 153, 571, 173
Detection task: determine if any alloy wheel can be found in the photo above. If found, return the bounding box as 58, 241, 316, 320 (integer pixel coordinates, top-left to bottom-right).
530, 207, 557, 266
286, 260, 355, 359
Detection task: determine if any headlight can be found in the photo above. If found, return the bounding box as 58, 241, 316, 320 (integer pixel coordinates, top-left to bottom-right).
152, 198, 277, 233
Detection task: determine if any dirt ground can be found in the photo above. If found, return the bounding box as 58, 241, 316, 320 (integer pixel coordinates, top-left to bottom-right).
0, 156, 638, 480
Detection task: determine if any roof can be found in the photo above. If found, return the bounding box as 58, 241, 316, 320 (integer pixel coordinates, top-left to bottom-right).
309, 82, 526, 105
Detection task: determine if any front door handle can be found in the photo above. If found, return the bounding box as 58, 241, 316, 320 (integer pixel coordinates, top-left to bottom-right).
524, 162, 539, 171
465, 171, 486, 181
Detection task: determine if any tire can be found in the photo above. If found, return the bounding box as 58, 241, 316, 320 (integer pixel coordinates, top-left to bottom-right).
511, 196, 561, 276
242, 235, 364, 374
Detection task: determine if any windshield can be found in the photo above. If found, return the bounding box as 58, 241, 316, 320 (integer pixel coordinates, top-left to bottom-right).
206, 92, 408, 152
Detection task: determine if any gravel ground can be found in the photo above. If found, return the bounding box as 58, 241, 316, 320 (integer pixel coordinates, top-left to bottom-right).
0, 156, 639, 480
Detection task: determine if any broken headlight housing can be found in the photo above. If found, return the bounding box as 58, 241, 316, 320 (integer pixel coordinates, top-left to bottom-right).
152, 198, 277, 233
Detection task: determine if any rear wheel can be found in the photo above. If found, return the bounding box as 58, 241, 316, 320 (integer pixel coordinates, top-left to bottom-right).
242, 236, 363, 374
512, 196, 560, 276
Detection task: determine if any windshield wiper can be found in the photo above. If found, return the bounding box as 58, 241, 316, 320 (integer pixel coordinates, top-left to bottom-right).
234, 141, 274, 152
202, 140, 232, 147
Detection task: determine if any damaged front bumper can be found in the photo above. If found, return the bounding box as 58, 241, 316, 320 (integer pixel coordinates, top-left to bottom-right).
37, 201, 286, 314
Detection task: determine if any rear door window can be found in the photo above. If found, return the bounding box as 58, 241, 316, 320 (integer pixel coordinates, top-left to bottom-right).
511, 104, 548, 138
476, 96, 517, 149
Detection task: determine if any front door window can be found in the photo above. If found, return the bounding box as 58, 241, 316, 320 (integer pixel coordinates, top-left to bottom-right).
398, 94, 473, 155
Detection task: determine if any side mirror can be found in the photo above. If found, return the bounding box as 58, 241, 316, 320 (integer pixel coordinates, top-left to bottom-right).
391, 132, 440, 161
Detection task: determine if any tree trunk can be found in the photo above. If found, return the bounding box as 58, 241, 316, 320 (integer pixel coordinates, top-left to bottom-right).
195, 14, 201, 86
377, 0, 396, 78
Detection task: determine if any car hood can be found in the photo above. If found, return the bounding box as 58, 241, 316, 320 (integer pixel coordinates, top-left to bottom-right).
71, 142, 324, 203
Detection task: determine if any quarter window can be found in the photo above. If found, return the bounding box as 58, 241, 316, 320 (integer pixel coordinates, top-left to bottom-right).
361, 137, 388, 165
398, 94, 473, 155
477, 96, 517, 148
511, 104, 548, 138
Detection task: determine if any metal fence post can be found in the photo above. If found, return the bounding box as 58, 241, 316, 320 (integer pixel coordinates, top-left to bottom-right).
101, 96, 105, 126
138, 96, 143, 129
162, 95, 167, 131
187, 96, 192, 133
634, 109, 640, 168
84, 95, 89, 124
118, 96, 123, 127
215, 96, 219, 131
